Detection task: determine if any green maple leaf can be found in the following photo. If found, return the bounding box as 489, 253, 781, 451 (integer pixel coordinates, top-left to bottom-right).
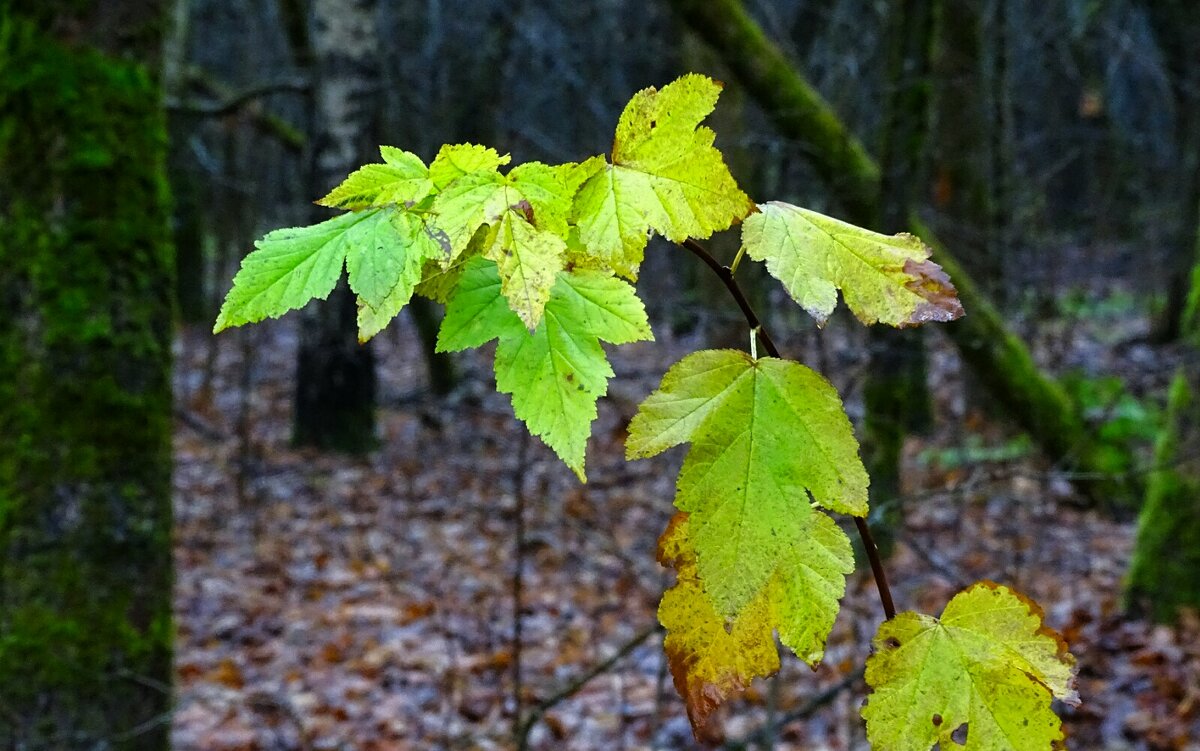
438, 257, 652, 479
627, 349, 867, 614
572, 73, 754, 279
432, 159, 584, 328
863, 582, 1078, 751
657, 509, 852, 732
316, 146, 434, 210
741, 201, 964, 327
355, 212, 452, 341
214, 208, 445, 339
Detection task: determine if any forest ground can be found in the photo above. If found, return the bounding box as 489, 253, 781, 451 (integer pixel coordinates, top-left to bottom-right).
170, 268, 1200, 750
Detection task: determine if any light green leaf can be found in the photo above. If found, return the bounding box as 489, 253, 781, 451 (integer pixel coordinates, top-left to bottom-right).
436, 256, 526, 352
741, 201, 964, 327
317, 146, 433, 210
354, 212, 450, 342
573, 74, 754, 279
628, 350, 867, 613
863, 582, 1078, 751
429, 143, 510, 189
214, 210, 374, 332
438, 257, 652, 478
343, 210, 420, 309
625, 349, 748, 459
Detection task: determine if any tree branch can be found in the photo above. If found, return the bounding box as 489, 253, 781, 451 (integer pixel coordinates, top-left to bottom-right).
515, 624, 661, 750
721, 667, 865, 750
677, 238, 897, 621
168, 77, 311, 117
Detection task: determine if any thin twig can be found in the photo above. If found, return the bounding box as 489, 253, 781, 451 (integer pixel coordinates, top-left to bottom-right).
168, 77, 311, 116
677, 238, 897, 621
721, 668, 865, 751
515, 624, 662, 750
511, 434, 531, 739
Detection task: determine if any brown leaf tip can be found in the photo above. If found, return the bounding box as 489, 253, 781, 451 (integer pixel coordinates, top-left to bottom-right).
901, 257, 965, 326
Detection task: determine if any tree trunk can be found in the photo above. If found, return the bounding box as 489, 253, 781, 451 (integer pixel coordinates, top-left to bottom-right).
1186, 205, 1200, 344
864, 0, 939, 555
0, 2, 174, 747
982, 0, 1015, 309
1125, 369, 1200, 621
929, 0, 993, 289
293, 0, 380, 452
1144, 0, 1200, 343
665, 0, 1136, 506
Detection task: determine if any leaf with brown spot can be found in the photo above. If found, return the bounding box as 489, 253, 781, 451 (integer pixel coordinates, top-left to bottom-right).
741, 202, 964, 328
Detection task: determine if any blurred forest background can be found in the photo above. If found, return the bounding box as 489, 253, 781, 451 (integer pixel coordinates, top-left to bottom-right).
2, 0, 1200, 749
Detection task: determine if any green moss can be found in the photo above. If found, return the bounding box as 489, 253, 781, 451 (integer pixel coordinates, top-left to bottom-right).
1126, 371, 1200, 622
0, 10, 173, 749
1185, 260, 1200, 345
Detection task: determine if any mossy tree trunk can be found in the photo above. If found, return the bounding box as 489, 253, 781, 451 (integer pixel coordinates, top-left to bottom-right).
1186, 207, 1200, 344
1125, 369, 1200, 621
864, 0, 939, 555
0, 2, 174, 747
665, 0, 1137, 506
293, 0, 380, 452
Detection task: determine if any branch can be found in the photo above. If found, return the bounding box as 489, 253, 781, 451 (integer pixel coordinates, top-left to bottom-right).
170, 69, 308, 151
515, 624, 661, 750
677, 238, 897, 620
721, 667, 865, 750
168, 78, 311, 117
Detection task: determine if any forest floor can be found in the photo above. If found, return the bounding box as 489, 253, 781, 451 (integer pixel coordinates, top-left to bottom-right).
170, 277, 1200, 750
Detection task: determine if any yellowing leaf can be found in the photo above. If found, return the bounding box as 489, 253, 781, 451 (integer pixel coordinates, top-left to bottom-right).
862, 582, 1078, 751
485, 212, 567, 330
506, 161, 585, 239
629, 350, 868, 614
741, 201, 964, 327
573, 74, 754, 279
657, 514, 778, 732
658, 510, 853, 734
437, 257, 652, 478
429, 143, 510, 189
317, 146, 433, 210
432, 161, 584, 328
431, 170, 510, 259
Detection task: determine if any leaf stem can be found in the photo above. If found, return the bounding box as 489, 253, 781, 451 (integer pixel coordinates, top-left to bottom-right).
728, 242, 749, 276
677, 237, 898, 621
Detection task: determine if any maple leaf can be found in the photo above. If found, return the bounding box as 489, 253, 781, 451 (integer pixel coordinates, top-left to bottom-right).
628, 349, 868, 614
214, 207, 446, 340
862, 582, 1078, 751
572, 74, 754, 279
741, 201, 964, 327
431, 160, 584, 329
437, 257, 652, 479
355, 212, 452, 342
316, 146, 433, 210
429, 143, 511, 189
657, 510, 852, 734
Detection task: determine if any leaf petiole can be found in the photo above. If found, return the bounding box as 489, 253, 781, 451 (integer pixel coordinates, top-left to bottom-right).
729, 242, 749, 276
